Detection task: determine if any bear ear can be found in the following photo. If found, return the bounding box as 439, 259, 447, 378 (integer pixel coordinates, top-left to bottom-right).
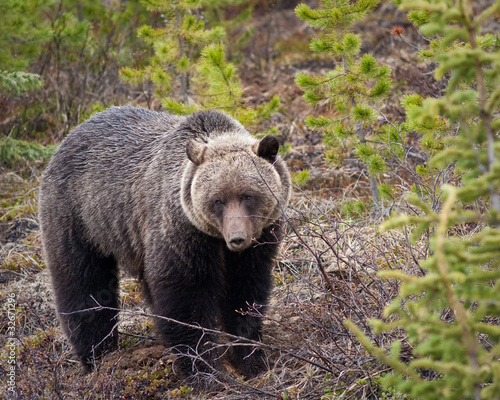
254, 135, 280, 162
186, 140, 207, 165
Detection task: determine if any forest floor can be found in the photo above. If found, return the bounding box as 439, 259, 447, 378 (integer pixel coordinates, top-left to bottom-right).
0, 2, 441, 399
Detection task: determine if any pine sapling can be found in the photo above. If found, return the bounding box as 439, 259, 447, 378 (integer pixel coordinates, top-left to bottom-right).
295, 0, 393, 213
120, 0, 226, 113
120, 0, 280, 128
196, 43, 279, 126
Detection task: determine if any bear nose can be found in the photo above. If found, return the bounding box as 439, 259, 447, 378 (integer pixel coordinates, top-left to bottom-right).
228, 232, 247, 250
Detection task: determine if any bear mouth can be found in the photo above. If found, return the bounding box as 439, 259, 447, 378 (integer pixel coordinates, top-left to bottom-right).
225, 232, 253, 252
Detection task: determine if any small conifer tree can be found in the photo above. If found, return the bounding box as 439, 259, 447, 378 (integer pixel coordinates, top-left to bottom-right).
119, 0, 228, 114
346, 1, 500, 399
121, 0, 279, 127
196, 43, 280, 126
295, 0, 393, 212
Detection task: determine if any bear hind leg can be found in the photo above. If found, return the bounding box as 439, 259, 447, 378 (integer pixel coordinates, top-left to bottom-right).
48, 242, 119, 369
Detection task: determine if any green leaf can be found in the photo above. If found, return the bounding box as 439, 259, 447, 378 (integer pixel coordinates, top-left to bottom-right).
359, 54, 378, 76
309, 37, 334, 53
368, 154, 387, 175
370, 77, 392, 98
378, 183, 394, 201
292, 169, 310, 187
342, 33, 361, 55
162, 98, 197, 115
353, 105, 374, 121
355, 143, 374, 162
294, 72, 321, 89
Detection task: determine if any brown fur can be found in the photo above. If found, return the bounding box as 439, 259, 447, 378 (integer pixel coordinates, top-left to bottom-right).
39, 106, 291, 383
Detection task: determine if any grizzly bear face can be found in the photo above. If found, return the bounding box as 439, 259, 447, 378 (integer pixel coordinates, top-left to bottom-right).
181, 134, 288, 252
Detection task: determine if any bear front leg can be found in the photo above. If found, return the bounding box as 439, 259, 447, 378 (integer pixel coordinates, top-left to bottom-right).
144, 238, 225, 384
222, 224, 281, 378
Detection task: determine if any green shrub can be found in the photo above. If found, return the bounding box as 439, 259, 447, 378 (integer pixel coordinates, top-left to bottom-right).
0, 71, 43, 94
0, 0, 51, 72
0, 137, 56, 169
0, 0, 51, 93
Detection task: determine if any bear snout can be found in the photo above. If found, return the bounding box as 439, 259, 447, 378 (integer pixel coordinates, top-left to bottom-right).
227, 231, 251, 251
222, 201, 255, 251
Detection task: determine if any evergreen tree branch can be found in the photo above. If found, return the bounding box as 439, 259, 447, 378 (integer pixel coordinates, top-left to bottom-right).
463, 1, 500, 219
436, 187, 480, 372
344, 320, 423, 382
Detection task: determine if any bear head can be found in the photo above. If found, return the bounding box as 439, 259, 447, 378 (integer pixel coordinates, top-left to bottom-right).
181, 130, 290, 252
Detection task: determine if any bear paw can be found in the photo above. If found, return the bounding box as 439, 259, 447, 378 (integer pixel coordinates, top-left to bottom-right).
233, 348, 270, 379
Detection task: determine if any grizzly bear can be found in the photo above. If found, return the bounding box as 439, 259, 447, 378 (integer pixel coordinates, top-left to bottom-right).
39, 106, 291, 383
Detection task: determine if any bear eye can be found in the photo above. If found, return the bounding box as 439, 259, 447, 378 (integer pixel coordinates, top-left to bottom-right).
242, 195, 254, 202
214, 199, 224, 207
